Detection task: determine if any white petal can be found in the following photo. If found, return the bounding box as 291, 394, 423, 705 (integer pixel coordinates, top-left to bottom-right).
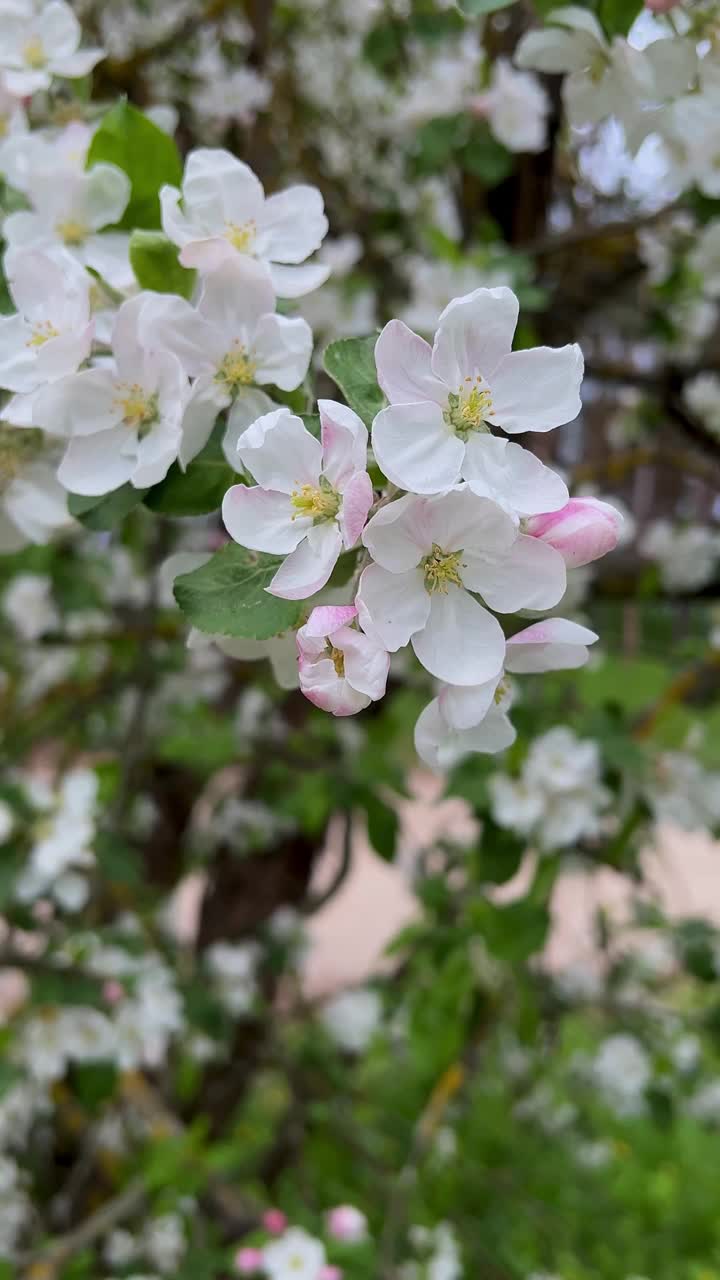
362, 492, 429, 572
439, 673, 501, 730
222, 484, 305, 553
82, 232, 134, 292
267, 261, 330, 298
299, 658, 369, 716
58, 427, 135, 495
341, 626, 390, 701
356, 563, 429, 652
319, 398, 368, 489
41, 1, 81, 58
424, 487, 516, 562
252, 314, 313, 390
340, 470, 373, 548
505, 617, 598, 673
179, 237, 236, 273
374, 319, 446, 405
268, 521, 343, 599
514, 26, 600, 74
487, 344, 584, 434
259, 185, 328, 264
415, 698, 515, 772
139, 294, 219, 376
223, 389, 276, 470
82, 164, 131, 231
185, 148, 263, 227
372, 402, 464, 494
160, 185, 195, 248
0, 313, 39, 392
179, 373, 227, 469
411, 585, 506, 686
52, 48, 103, 77
237, 408, 322, 493
197, 256, 275, 337
132, 420, 180, 487
472, 534, 566, 612
431, 287, 519, 387
32, 368, 123, 437
462, 435, 568, 516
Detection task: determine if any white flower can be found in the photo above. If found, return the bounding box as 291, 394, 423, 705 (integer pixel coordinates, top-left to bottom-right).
113, 961, 183, 1069
263, 1227, 327, 1280
140, 258, 312, 468
524, 725, 601, 793
472, 58, 550, 154
640, 520, 720, 593
223, 401, 373, 600
0, 0, 104, 95
15, 767, 97, 902
161, 148, 329, 296
297, 603, 389, 716
18, 1007, 114, 1082
34, 294, 189, 496
683, 372, 720, 440
0, 250, 92, 408
3, 160, 132, 292
205, 941, 259, 1016
591, 1033, 651, 1114
0, 439, 72, 550
321, 987, 381, 1052
358, 487, 566, 687
143, 1214, 186, 1274
648, 751, 720, 832
372, 287, 579, 512
3, 571, 58, 640
192, 66, 271, 129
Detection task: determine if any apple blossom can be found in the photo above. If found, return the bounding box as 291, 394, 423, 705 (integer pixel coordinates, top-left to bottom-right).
470, 58, 550, 154
372, 287, 579, 511
32, 294, 189, 496
0, 250, 93, 412
161, 148, 330, 296
326, 1205, 368, 1243
3, 161, 133, 292
0, 0, 104, 96
235, 1246, 264, 1274
0, 438, 73, 551
415, 698, 516, 773
525, 497, 623, 569
222, 402, 373, 600
263, 1227, 327, 1280
139, 258, 312, 468
297, 605, 389, 716
358, 487, 566, 687
262, 1209, 288, 1236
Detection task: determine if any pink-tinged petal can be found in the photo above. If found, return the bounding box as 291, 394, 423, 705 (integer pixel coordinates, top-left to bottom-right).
340, 626, 390, 701
268, 521, 343, 599
222, 484, 305, 553
372, 402, 464, 495
415, 698, 515, 772
505, 617, 598, 673
439, 673, 502, 731
487, 344, 584, 435
374, 319, 446, 405
57, 428, 135, 496
252, 314, 313, 390
362, 492, 429, 573
356, 563, 429, 651
299, 656, 370, 716
179, 237, 236, 272
319, 398, 368, 489
525, 496, 622, 567
431, 287, 519, 387
267, 261, 330, 298
412, 586, 506, 686
237, 407, 322, 492
340, 470, 373, 548
462, 435, 568, 516
303, 605, 358, 639
471, 534, 567, 613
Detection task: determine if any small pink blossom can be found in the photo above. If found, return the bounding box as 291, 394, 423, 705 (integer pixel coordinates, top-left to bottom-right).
297, 604, 389, 717
525, 497, 622, 569
262, 1209, 288, 1235
319, 1267, 343, 1280
102, 980, 125, 1006
234, 1245, 264, 1273
326, 1205, 368, 1242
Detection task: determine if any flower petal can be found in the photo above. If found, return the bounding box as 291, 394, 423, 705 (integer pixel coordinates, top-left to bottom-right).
197, 256, 275, 337
505, 617, 598, 672
268, 521, 343, 599
58, 427, 135, 495
302, 605, 358, 639
415, 699, 515, 772
259, 185, 328, 264
179, 373, 228, 469
237, 407, 322, 492
438, 674, 502, 730
222, 484, 305, 553
462, 435, 568, 516
412, 585, 506, 686
487, 344, 584, 434
362, 492, 429, 572
252, 314, 313, 390
372, 401, 464, 495
266, 261, 330, 298
32, 367, 123, 438
374, 319, 446, 405
223, 389, 276, 469
319, 399, 368, 489
341, 627, 390, 701
431, 287, 519, 387
340, 470, 373, 548
471, 533, 567, 612
356, 563, 429, 651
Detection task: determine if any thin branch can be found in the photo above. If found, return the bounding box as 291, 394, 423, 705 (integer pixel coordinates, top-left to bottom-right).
303, 811, 353, 914
20, 1177, 145, 1277
521, 204, 678, 258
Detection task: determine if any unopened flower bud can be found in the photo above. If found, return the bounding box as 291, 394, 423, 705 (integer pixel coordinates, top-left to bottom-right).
525, 497, 622, 569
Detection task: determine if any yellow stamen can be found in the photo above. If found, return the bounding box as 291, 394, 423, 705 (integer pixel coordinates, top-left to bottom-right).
329, 645, 345, 677
114, 384, 158, 434
290, 480, 340, 522
23, 36, 46, 68
422, 544, 464, 594
444, 376, 493, 437
225, 219, 256, 252
55, 219, 88, 246
217, 344, 257, 389
27, 322, 60, 349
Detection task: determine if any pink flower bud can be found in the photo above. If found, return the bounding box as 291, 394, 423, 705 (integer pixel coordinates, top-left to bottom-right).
325, 1205, 368, 1243
319, 1268, 343, 1280
262, 1208, 288, 1235
644, 0, 679, 11
234, 1246, 263, 1273
102, 980, 125, 1006
525, 497, 622, 569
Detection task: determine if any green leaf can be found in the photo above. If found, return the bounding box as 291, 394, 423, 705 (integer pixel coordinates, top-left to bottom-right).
129, 230, 196, 298
462, 123, 514, 185
364, 791, 399, 861
86, 101, 183, 230
145, 425, 233, 516
460, 0, 515, 13
68, 484, 148, 530
323, 334, 385, 427
600, 0, 644, 38
174, 543, 303, 638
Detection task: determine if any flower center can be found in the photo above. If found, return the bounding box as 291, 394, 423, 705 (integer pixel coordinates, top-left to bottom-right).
225, 219, 256, 252
216, 343, 257, 390
56, 219, 88, 246
115, 384, 159, 436
27, 322, 60, 349
329, 645, 345, 677
290, 477, 341, 522
23, 36, 46, 68
589, 50, 609, 82
444, 376, 493, 438
422, 543, 464, 594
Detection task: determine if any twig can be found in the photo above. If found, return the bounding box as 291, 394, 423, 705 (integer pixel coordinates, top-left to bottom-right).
522, 204, 678, 258
303, 811, 353, 914
20, 1177, 145, 1278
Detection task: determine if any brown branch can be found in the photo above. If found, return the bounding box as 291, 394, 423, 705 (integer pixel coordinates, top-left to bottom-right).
20, 1177, 145, 1278
520, 203, 679, 258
